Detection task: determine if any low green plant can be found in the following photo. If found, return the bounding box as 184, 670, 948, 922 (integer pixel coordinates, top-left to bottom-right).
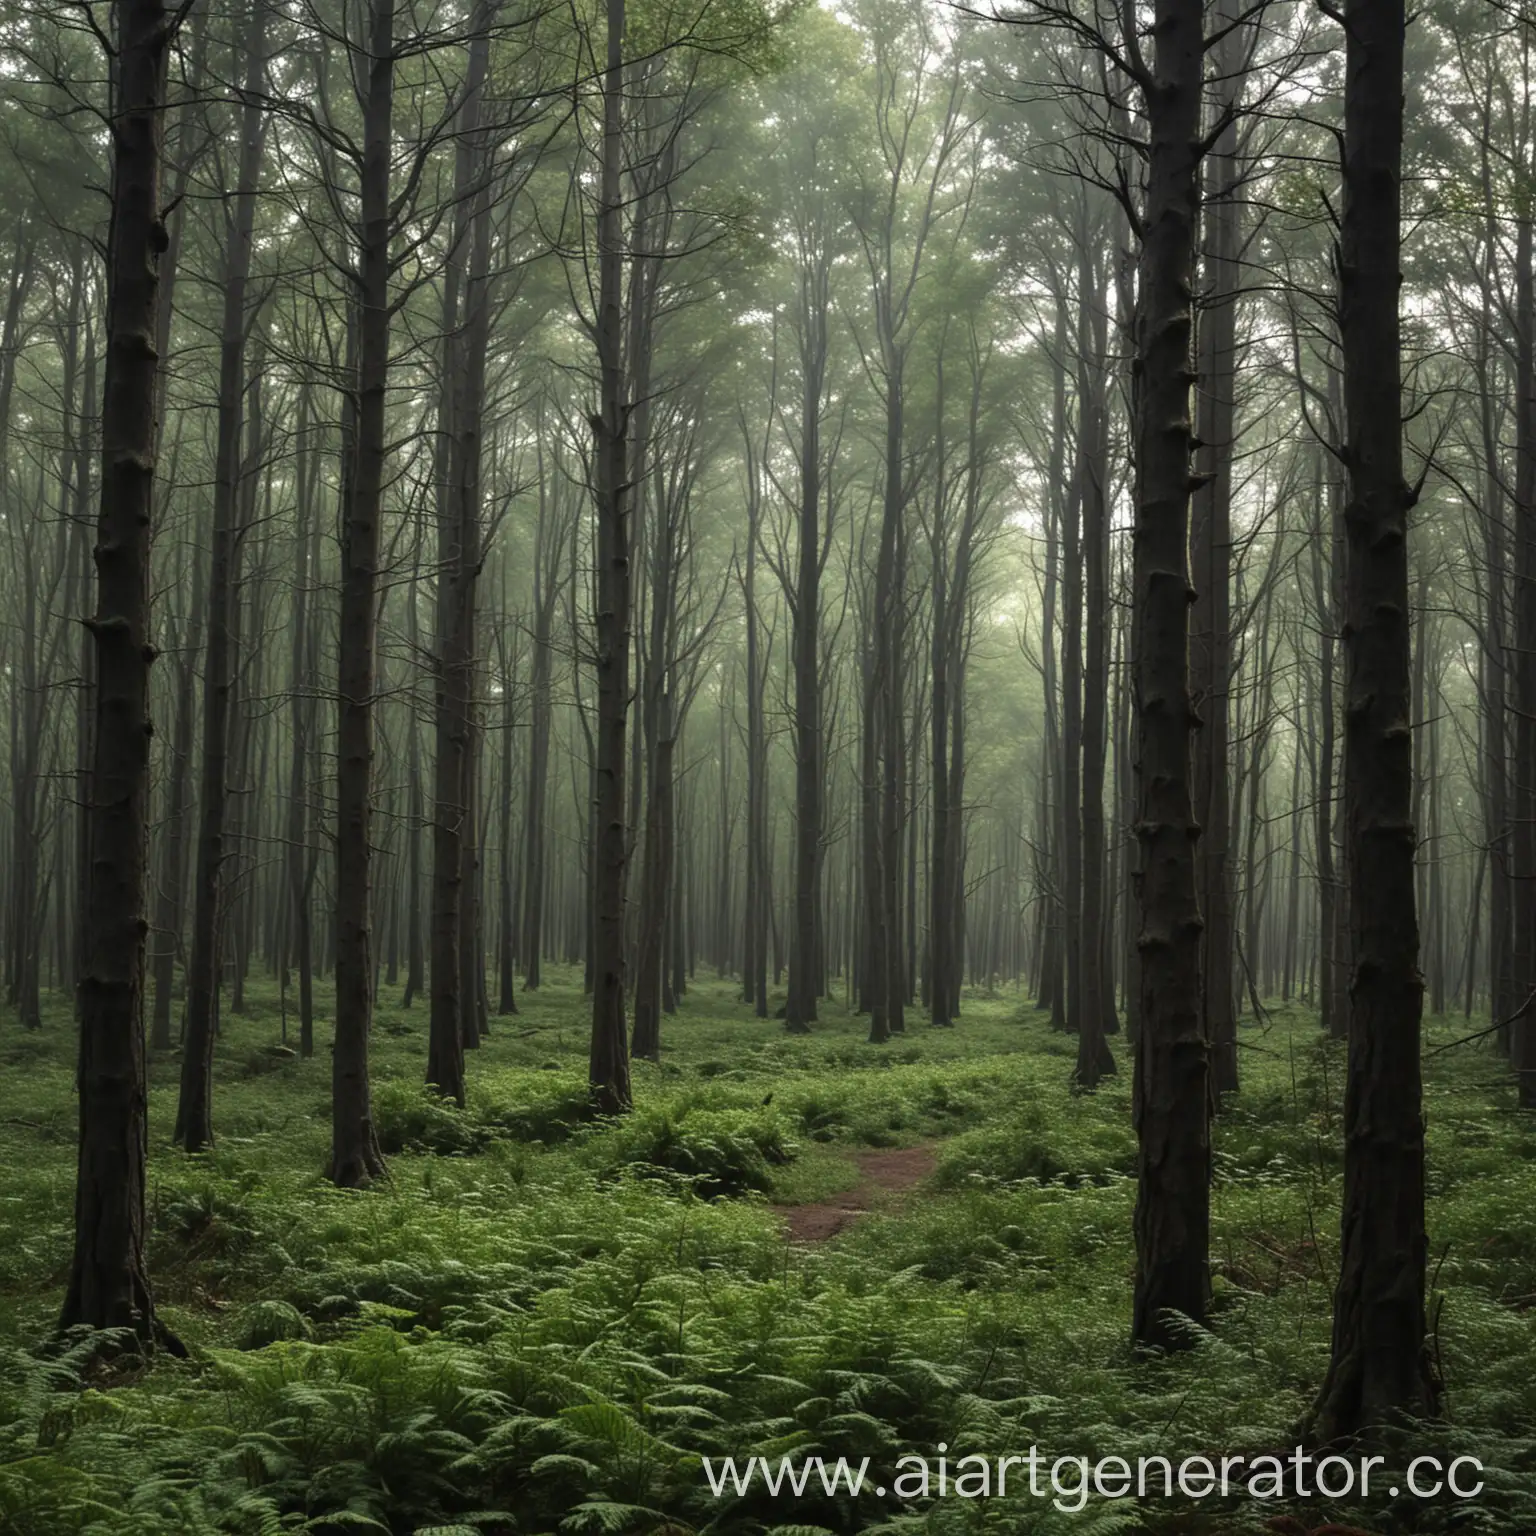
581, 1104, 796, 1197
0, 974, 1534, 1536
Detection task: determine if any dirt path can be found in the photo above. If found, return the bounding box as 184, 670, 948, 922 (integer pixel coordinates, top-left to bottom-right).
778, 1143, 938, 1242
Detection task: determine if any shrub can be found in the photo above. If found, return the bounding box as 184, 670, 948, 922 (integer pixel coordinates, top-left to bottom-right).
372, 1081, 487, 1156
584, 1106, 796, 1198
476, 1077, 593, 1145
231, 1299, 311, 1350
936, 1098, 1135, 1188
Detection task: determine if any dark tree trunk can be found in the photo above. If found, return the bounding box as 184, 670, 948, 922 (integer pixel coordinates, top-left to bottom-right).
1128, 0, 1210, 1354
1514, 189, 1536, 1096
499, 617, 520, 1013
403, 705, 424, 1006
460, 693, 487, 1049
1313, 0, 1440, 1438
671, 769, 691, 1002
1039, 308, 1067, 1029
6, 246, 47, 1033
932, 330, 987, 1031
522, 458, 560, 991
286, 391, 319, 1055
223, 460, 264, 1023
1191, 23, 1239, 1095
588, 0, 633, 1115
1308, 454, 1344, 1039
743, 485, 769, 1020
715, 688, 734, 978
177, 0, 266, 1151
1482, 434, 1511, 1034
428, 12, 493, 1104
862, 639, 889, 1039
632, 695, 675, 1061
1116, 578, 1139, 1041
1282, 722, 1304, 1002
930, 359, 955, 1030
62, 0, 180, 1352
885, 516, 907, 1034
1061, 332, 1084, 1044
786, 258, 828, 1034
71, 265, 100, 1008
330, 0, 394, 1187
948, 646, 968, 1022
864, 353, 905, 1044
1426, 667, 1445, 1014
151, 551, 200, 1051
1074, 233, 1115, 1087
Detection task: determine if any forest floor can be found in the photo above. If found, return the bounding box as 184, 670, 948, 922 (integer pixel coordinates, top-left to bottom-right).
778, 1142, 939, 1242
1, 970, 1534, 1535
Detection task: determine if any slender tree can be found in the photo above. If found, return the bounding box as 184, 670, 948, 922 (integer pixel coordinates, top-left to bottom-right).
588, 0, 634, 1115
428, 6, 495, 1106
62, 0, 183, 1350
177, 0, 269, 1151
330, 0, 396, 1185
1313, 0, 1440, 1438
1125, 0, 1211, 1353
1191, 2, 1241, 1095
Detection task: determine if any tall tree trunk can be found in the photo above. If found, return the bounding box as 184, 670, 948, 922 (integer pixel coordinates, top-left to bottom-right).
786, 266, 828, 1034
885, 516, 907, 1033
632, 693, 675, 1060
500, 617, 520, 1013
5, 246, 44, 1031
71, 266, 99, 1007
1426, 669, 1445, 1015
1128, 0, 1210, 1354
460, 685, 487, 1047
1039, 307, 1067, 1028
1514, 179, 1536, 1097
1282, 716, 1304, 1002
402, 597, 424, 1009
522, 465, 558, 991
1191, 18, 1239, 1094
1308, 453, 1344, 1039
223, 451, 264, 1022
743, 498, 769, 1018
588, 0, 633, 1114
428, 10, 493, 1103
1473, 254, 1511, 1036
864, 354, 905, 1044
177, 0, 267, 1150
715, 686, 734, 978
948, 634, 968, 1022
1313, 0, 1439, 1437
1061, 338, 1084, 1044
1075, 234, 1115, 1085
286, 390, 318, 1054
330, 0, 395, 1186
151, 548, 201, 1050
930, 357, 955, 1030
62, 0, 180, 1351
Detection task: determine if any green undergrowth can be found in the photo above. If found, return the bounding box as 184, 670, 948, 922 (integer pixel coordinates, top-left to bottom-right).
0, 971, 1534, 1534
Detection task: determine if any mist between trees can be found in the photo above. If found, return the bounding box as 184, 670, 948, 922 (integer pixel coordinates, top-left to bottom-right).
0, 0, 1532, 1529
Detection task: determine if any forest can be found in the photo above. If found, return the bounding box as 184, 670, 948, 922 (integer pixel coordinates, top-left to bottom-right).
0, 0, 1533, 1530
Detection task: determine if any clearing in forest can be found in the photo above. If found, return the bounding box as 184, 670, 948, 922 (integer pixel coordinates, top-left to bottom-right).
778, 1141, 938, 1241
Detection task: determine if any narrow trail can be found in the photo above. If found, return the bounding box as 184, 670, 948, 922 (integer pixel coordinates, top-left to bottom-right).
778, 1142, 938, 1243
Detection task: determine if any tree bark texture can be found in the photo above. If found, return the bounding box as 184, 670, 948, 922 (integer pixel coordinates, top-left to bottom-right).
330, 0, 394, 1186
1314, 0, 1440, 1439
1129, 0, 1211, 1354
62, 0, 179, 1350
